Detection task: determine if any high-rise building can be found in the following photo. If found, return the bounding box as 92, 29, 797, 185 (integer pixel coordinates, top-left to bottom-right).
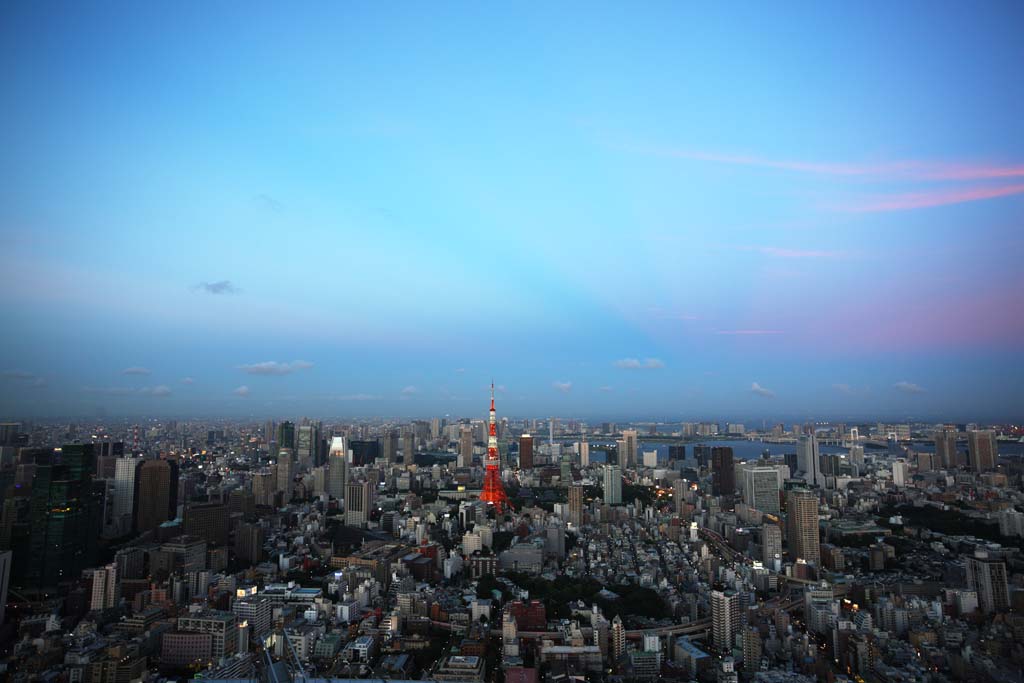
402, 430, 416, 464
620, 429, 638, 468
296, 424, 318, 472
967, 430, 997, 472
742, 626, 762, 672
25, 445, 103, 590
797, 434, 822, 487
892, 460, 909, 487
135, 459, 179, 533
742, 467, 781, 514
762, 523, 782, 569
276, 449, 294, 500
966, 550, 1010, 613
112, 457, 141, 535
611, 614, 625, 659
235, 522, 263, 564
934, 426, 958, 469
327, 437, 347, 499
519, 435, 534, 470
346, 481, 371, 527
786, 489, 820, 565
0, 550, 10, 624
251, 470, 276, 507
381, 429, 399, 465
459, 427, 474, 468
711, 447, 736, 497
184, 502, 229, 546
277, 422, 296, 450
568, 485, 584, 526
578, 439, 589, 467
603, 464, 623, 505
711, 589, 740, 653
88, 562, 119, 610
668, 445, 686, 462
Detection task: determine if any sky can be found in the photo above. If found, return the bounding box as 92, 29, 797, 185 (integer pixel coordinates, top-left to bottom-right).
1, 2, 1023, 422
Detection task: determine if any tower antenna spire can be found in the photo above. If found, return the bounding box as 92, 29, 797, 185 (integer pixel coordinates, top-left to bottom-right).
480, 381, 512, 513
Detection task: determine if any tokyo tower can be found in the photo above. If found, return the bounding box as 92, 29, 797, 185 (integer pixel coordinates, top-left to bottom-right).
479, 382, 512, 513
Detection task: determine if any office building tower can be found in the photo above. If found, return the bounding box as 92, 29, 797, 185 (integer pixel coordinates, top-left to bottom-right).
134, 459, 179, 533
967, 430, 997, 472
296, 424, 317, 472
89, 562, 119, 611
668, 445, 686, 462
382, 429, 399, 465
892, 460, 909, 487
0, 550, 10, 624
603, 464, 623, 505
346, 481, 371, 527
519, 435, 534, 469
112, 457, 140, 536
327, 437, 347, 499
235, 522, 263, 564
25, 445, 103, 590
251, 470, 276, 507
742, 467, 781, 514
762, 523, 782, 569
579, 439, 589, 467
276, 449, 294, 500
711, 589, 740, 653
694, 445, 712, 469
620, 429, 638, 468
459, 427, 474, 468
402, 430, 415, 464
935, 426, 958, 469
797, 434, 822, 487
711, 447, 735, 496
277, 422, 295, 450
786, 489, 820, 565
966, 550, 1010, 613
568, 485, 584, 526
349, 440, 380, 466
183, 502, 229, 546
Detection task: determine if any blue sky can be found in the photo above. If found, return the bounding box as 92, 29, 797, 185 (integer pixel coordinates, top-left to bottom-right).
1, 2, 1023, 421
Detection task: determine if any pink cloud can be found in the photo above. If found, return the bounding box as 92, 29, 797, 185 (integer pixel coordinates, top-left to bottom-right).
754, 246, 844, 258
716, 329, 783, 336
653, 148, 1024, 182
840, 183, 1024, 212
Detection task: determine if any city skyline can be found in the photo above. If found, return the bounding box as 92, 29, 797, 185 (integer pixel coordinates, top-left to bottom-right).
2, 3, 1023, 420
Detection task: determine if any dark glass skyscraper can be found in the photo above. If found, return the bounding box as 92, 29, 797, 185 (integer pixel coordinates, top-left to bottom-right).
23, 445, 103, 592
711, 447, 735, 496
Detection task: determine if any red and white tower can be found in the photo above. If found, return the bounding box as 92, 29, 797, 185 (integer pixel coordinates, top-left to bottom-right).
479, 383, 512, 513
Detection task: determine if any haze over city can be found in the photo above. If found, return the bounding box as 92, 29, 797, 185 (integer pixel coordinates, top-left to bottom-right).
2, 3, 1023, 420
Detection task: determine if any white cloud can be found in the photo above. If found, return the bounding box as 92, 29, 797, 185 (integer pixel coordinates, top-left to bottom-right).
832, 383, 852, 394
239, 360, 314, 375
552, 381, 573, 393
139, 385, 172, 397
894, 381, 926, 394
400, 385, 420, 398
751, 382, 776, 398
181, 377, 195, 384
614, 357, 665, 369
599, 385, 613, 393
122, 366, 151, 375
233, 385, 251, 397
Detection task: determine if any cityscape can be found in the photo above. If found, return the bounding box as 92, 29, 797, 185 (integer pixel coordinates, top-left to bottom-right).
2, 3, 1024, 683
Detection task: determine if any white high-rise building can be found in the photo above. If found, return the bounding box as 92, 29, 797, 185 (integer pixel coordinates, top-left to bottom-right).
113, 457, 139, 535
603, 464, 622, 505
742, 467, 781, 514
327, 436, 347, 499
892, 459, 909, 488
89, 563, 120, 611
711, 590, 740, 653
797, 434, 822, 487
